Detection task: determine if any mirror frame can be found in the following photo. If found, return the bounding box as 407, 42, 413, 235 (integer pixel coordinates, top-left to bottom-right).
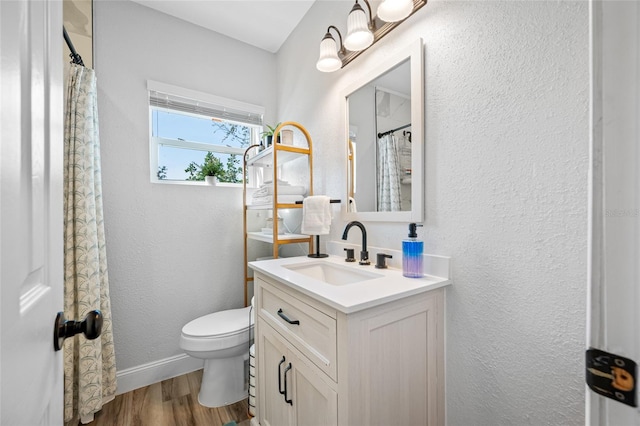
342, 38, 424, 222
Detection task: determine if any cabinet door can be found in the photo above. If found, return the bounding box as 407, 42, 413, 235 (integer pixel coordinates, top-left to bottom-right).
346, 290, 444, 426
259, 324, 293, 426
290, 353, 338, 426
260, 321, 338, 426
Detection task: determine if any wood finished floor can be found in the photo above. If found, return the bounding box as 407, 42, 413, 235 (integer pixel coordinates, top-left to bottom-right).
75, 370, 251, 426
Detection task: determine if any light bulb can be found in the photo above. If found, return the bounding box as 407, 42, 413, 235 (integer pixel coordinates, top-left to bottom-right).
377, 0, 413, 22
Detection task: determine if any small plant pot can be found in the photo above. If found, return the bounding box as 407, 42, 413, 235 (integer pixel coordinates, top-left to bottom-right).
264, 135, 282, 147
205, 176, 218, 185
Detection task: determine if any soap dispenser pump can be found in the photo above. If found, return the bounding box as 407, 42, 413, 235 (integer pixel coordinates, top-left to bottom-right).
402, 223, 424, 278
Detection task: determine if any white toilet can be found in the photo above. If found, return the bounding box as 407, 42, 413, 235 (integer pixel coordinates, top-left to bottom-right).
180, 303, 254, 407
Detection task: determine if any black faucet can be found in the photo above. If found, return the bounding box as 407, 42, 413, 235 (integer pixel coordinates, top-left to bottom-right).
341, 221, 369, 265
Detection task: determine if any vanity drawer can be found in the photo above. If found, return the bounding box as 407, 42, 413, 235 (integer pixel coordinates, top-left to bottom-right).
256, 277, 337, 381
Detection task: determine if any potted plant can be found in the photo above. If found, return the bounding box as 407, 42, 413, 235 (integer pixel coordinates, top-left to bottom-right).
260, 122, 282, 147
185, 152, 224, 185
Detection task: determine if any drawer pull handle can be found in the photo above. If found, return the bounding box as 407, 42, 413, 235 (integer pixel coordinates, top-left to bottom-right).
284, 362, 293, 405
277, 309, 300, 325
278, 356, 286, 395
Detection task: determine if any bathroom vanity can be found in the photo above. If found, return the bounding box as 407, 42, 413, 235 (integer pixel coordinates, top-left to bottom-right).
249, 253, 450, 426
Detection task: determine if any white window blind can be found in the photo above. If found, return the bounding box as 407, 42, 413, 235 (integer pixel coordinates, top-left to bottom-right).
147, 80, 264, 126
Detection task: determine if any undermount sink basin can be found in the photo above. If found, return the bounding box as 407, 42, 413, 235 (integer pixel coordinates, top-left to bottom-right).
282, 261, 383, 286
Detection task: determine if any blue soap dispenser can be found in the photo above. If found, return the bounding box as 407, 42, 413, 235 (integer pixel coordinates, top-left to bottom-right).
402, 223, 424, 278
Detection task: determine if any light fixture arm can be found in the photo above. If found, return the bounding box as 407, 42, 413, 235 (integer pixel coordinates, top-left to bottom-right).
355, 0, 375, 31
327, 25, 345, 54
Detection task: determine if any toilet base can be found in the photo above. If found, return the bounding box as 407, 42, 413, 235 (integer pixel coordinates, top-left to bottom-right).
198, 353, 249, 408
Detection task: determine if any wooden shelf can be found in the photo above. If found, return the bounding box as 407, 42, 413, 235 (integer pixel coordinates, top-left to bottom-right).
246, 145, 310, 168
247, 232, 311, 244
243, 121, 314, 306
245, 203, 304, 210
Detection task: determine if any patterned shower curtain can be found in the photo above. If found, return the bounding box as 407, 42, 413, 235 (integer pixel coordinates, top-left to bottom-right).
376, 134, 402, 211
63, 64, 117, 424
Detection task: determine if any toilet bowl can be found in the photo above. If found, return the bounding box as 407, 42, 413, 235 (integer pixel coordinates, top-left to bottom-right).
180, 304, 254, 407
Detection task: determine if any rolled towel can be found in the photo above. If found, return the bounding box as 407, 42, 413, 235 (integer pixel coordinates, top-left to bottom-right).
301, 195, 332, 235
263, 178, 289, 185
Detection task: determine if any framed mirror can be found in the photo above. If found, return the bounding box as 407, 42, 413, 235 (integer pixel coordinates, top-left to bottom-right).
342, 39, 424, 222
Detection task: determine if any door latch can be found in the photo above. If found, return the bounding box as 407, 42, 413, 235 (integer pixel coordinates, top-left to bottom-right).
586, 347, 637, 407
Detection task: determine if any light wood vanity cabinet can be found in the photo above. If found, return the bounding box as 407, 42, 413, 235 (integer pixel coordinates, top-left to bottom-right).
254, 273, 445, 426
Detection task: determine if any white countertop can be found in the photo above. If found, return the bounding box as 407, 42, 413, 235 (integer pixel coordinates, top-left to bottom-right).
248, 254, 451, 314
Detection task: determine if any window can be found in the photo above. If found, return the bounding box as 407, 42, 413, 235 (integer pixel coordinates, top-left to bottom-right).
148, 81, 264, 184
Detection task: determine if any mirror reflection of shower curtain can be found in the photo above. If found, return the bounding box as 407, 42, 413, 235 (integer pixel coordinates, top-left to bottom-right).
377, 134, 402, 211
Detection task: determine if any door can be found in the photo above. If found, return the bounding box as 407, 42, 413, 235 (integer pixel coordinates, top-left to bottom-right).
1, 0, 64, 424
587, 0, 640, 424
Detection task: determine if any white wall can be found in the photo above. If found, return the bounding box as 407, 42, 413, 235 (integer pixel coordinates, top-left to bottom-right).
277, 1, 589, 424
93, 0, 276, 379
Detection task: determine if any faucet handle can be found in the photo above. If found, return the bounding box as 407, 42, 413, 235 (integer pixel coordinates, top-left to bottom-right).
344, 248, 356, 262
375, 253, 392, 269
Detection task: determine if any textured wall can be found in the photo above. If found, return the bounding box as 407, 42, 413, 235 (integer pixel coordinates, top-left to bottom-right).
94, 0, 276, 371
277, 1, 589, 424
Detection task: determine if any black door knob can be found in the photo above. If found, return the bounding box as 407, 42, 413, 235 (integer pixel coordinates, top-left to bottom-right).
53, 310, 103, 351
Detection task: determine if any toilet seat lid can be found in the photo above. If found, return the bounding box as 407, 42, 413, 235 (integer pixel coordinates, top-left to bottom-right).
182, 307, 252, 338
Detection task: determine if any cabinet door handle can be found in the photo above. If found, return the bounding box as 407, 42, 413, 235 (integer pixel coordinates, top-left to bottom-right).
277, 308, 300, 325
283, 362, 293, 405
278, 356, 286, 395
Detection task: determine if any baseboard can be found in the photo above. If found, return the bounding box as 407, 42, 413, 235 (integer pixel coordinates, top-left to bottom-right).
115, 353, 204, 395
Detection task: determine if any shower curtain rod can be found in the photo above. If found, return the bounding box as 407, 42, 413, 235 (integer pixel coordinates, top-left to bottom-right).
63, 26, 84, 66
377, 123, 411, 139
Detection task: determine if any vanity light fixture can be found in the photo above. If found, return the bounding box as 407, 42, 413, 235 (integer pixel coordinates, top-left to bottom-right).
316, 0, 427, 72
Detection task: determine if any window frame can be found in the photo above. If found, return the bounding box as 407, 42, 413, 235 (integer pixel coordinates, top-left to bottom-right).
147, 81, 264, 186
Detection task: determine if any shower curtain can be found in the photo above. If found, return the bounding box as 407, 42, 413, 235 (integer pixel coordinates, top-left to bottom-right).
377, 133, 402, 211
63, 64, 117, 424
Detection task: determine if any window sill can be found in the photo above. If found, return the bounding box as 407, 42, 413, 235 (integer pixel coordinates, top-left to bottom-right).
152, 179, 243, 188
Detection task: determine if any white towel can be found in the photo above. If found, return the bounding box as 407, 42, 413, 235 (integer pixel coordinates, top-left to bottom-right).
263, 178, 289, 185
348, 196, 357, 212
301, 195, 332, 235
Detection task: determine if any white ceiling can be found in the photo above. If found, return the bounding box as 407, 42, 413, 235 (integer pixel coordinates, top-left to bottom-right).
129, 0, 316, 53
